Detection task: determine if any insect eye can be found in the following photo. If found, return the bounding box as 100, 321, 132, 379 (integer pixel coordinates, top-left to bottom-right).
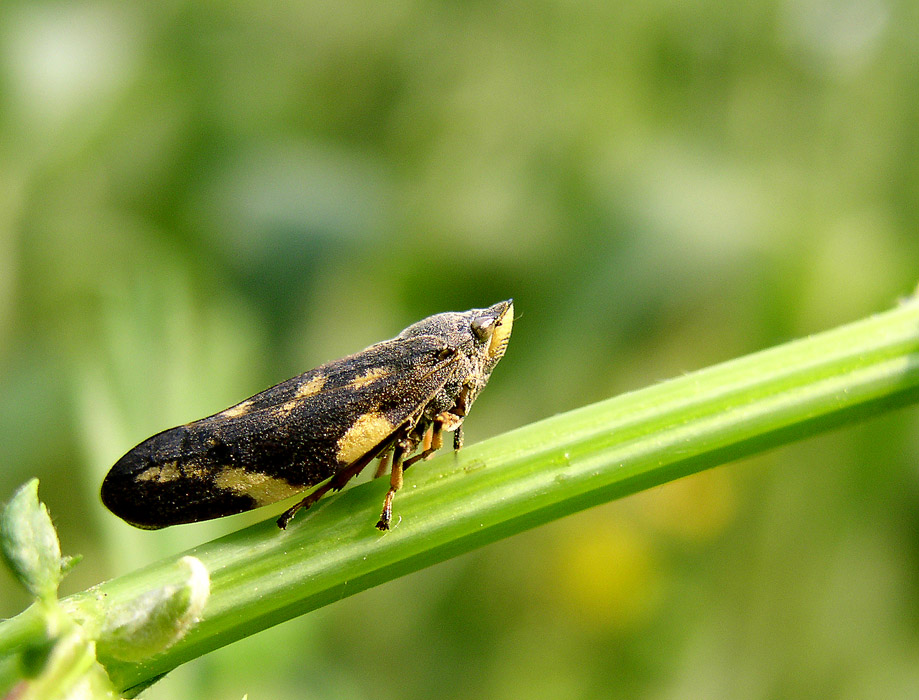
470, 317, 494, 342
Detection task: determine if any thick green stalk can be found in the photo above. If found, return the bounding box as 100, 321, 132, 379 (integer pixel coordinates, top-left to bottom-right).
6, 297, 919, 694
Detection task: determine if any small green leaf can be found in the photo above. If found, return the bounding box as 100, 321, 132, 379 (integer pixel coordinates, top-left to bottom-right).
1, 480, 64, 602
98, 556, 211, 662
14, 628, 118, 700
60, 554, 83, 581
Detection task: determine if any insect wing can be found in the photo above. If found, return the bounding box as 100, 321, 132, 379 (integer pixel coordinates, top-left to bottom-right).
101, 335, 458, 528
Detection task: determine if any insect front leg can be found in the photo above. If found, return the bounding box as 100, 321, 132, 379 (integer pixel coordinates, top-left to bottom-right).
451, 381, 473, 452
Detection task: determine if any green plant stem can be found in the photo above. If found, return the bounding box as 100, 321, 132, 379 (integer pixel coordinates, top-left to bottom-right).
6, 298, 919, 694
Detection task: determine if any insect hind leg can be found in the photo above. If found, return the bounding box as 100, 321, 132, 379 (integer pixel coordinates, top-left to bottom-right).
276, 449, 379, 529
276, 482, 333, 529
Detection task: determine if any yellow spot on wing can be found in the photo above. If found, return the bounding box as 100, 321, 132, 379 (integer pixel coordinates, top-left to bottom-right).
336, 412, 395, 465
138, 461, 210, 482
137, 462, 181, 483
213, 468, 303, 506
297, 374, 326, 398
274, 399, 300, 418
183, 463, 210, 480
220, 399, 253, 418
346, 368, 388, 390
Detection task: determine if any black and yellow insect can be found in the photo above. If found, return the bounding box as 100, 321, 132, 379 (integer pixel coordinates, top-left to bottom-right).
101, 301, 513, 531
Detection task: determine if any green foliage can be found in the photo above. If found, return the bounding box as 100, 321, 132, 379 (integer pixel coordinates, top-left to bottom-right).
0, 483, 211, 698
4, 298, 919, 695
0, 481, 116, 699
1, 479, 71, 603
3, 0, 919, 697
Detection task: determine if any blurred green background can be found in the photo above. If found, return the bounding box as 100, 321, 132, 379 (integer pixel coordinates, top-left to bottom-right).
3, 0, 919, 698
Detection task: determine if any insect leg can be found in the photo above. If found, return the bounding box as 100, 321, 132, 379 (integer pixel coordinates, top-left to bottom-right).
373, 450, 392, 479
449, 379, 472, 452
276, 485, 329, 529
430, 422, 444, 452
403, 420, 444, 469
376, 442, 406, 531
421, 425, 433, 452
277, 449, 379, 529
